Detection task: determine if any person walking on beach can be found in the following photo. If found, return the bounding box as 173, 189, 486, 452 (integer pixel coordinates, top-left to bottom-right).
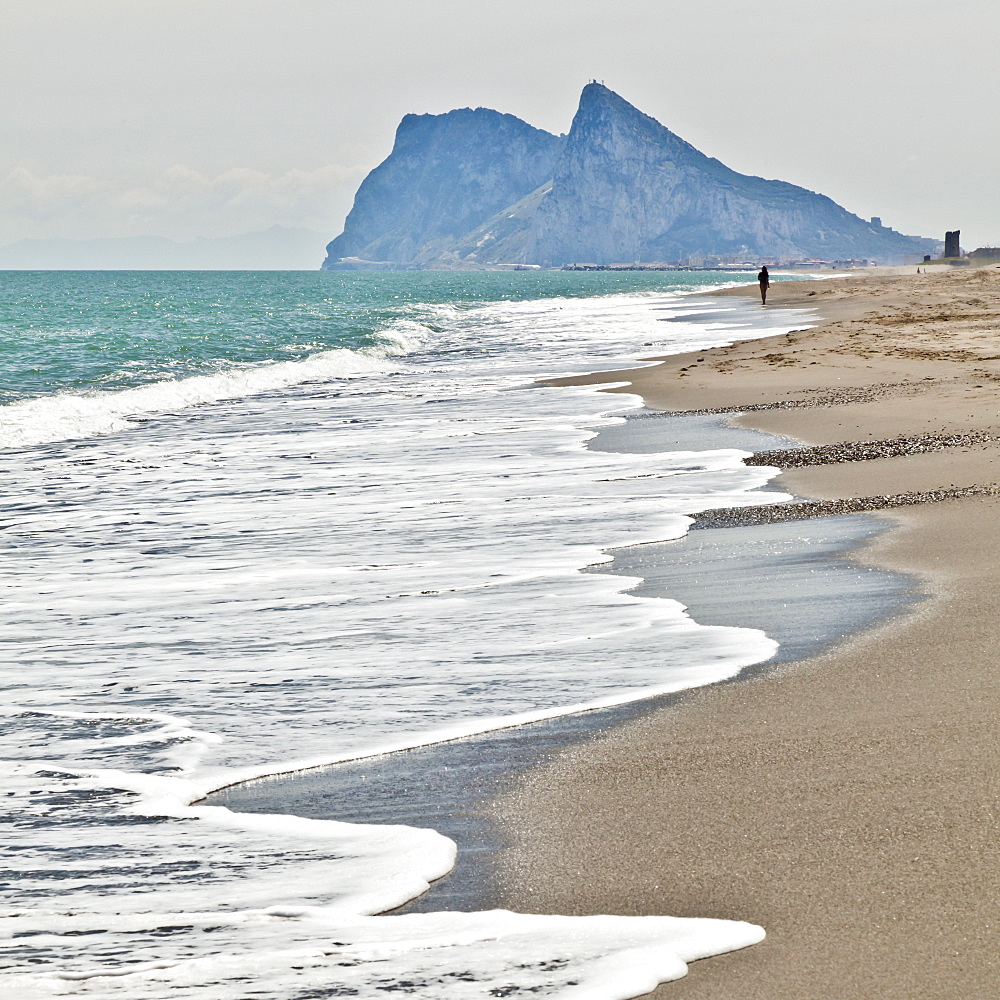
757, 265, 770, 305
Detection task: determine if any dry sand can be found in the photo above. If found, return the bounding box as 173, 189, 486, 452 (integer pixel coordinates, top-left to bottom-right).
495, 268, 1000, 998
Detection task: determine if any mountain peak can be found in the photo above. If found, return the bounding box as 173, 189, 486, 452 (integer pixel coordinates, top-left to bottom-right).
575, 81, 649, 122
564, 82, 701, 172
579, 80, 615, 99
578, 81, 632, 108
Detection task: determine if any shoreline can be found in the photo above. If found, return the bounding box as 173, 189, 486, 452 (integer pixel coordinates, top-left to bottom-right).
206, 409, 918, 916
496, 269, 1000, 997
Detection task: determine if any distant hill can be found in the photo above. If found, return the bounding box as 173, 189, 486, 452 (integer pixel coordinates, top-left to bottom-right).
323, 107, 564, 267
323, 84, 936, 268
0, 226, 329, 270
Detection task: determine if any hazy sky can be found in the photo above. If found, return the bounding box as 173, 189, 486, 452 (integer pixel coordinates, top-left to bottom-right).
3, 0, 999, 248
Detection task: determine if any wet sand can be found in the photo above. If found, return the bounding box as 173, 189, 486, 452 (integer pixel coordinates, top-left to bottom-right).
497, 268, 1000, 997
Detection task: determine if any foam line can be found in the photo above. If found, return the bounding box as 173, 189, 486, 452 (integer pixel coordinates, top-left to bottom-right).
0, 346, 398, 449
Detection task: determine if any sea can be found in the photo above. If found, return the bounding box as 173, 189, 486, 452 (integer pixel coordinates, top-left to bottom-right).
1, 269, 889, 998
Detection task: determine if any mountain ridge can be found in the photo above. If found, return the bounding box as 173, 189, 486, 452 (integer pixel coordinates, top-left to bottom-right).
322, 84, 934, 269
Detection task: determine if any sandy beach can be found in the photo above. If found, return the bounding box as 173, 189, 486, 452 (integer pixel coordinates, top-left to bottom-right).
495, 268, 1000, 997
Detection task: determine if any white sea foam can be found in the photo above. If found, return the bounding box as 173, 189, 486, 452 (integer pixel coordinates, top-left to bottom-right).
0, 345, 401, 450
8, 906, 763, 999
2, 284, 816, 997
0, 283, 802, 452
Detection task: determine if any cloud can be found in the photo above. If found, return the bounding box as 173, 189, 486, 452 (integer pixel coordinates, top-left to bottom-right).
0, 168, 105, 219
0, 163, 369, 242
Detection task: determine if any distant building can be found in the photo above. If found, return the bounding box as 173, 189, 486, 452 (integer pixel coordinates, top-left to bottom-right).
968, 247, 1000, 260
944, 230, 961, 257
870, 217, 882, 227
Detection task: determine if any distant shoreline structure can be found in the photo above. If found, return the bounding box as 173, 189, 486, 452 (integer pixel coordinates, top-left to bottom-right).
562, 261, 871, 272
325, 256, 882, 273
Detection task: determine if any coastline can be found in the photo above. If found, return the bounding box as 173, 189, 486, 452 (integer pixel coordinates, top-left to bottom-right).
13, 269, 873, 997
496, 269, 1000, 997
207, 413, 917, 917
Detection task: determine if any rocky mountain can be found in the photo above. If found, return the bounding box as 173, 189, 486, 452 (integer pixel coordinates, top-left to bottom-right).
323, 84, 934, 269
323, 108, 563, 266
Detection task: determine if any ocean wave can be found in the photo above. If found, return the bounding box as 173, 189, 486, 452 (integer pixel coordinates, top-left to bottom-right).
0, 345, 403, 450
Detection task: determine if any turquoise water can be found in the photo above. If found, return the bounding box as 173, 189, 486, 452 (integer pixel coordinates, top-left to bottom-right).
0, 270, 749, 405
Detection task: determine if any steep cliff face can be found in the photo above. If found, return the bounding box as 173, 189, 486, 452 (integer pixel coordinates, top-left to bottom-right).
323, 84, 933, 268
322, 109, 563, 267
531, 83, 931, 264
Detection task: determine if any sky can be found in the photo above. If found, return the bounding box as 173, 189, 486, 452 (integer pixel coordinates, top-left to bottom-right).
3, 0, 999, 254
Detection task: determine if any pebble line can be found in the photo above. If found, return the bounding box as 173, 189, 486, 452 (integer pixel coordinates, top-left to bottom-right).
745, 432, 998, 468
690, 486, 997, 529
